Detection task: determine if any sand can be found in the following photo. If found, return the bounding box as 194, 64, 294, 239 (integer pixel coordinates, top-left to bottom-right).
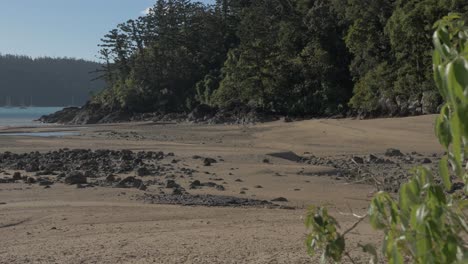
0, 115, 441, 263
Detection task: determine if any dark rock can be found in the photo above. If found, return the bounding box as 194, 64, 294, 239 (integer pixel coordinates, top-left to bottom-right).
262, 159, 270, 164
12, 172, 22, 180
351, 157, 364, 164
421, 158, 432, 164
25, 163, 40, 172
267, 151, 302, 162
136, 167, 151, 177
385, 148, 403, 157
166, 180, 179, 189
172, 188, 184, 195
26, 177, 37, 184
215, 185, 225, 191
254, 185, 263, 189
64, 172, 87, 185
203, 158, 217, 166
117, 177, 142, 188
271, 197, 288, 202
190, 180, 202, 189
138, 183, 148, 191
106, 175, 116, 182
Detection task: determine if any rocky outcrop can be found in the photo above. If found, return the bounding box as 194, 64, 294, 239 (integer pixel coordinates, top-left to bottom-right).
40, 100, 278, 125
359, 92, 441, 118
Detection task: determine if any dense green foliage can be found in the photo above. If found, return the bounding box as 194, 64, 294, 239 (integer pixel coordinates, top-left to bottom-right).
305, 14, 468, 263
97, 0, 468, 115
0, 54, 104, 106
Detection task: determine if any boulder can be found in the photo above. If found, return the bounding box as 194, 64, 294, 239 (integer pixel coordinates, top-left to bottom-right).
385, 148, 403, 157
64, 172, 87, 185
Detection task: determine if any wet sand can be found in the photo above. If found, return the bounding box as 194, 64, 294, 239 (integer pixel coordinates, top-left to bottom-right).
0, 115, 441, 263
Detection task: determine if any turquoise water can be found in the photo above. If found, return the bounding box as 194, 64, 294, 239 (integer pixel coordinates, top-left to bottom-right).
0, 107, 63, 128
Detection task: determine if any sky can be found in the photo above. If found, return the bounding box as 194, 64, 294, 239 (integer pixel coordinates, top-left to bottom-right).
0, 0, 214, 61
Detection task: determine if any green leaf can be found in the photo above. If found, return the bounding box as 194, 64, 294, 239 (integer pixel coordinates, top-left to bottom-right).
439, 156, 452, 190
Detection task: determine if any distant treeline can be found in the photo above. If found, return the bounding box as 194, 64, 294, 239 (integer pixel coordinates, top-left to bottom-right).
0, 54, 104, 107
94, 0, 468, 116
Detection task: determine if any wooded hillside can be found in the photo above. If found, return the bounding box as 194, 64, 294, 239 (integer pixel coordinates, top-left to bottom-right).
0, 54, 104, 106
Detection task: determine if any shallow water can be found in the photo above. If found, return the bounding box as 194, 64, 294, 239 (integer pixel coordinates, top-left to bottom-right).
0, 107, 63, 128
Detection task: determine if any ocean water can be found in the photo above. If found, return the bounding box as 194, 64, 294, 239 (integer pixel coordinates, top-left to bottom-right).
0, 107, 63, 128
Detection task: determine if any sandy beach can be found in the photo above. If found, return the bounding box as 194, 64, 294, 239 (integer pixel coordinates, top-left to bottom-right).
0, 115, 441, 263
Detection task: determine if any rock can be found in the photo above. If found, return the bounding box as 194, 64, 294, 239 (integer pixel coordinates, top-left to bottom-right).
138, 183, 148, 191
25, 163, 40, 172
421, 91, 440, 114
254, 185, 263, 189
12, 172, 22, 180
235, 179, 243, 182
166, 180, 179, 189
136, 167, 151, 177
385, 148, 403, 157
106, 175, 116, 182
271, 197, 288, 202
267, 151, 302, 162
116, 176, 143, 188
421, 158, 432, 164
64, 172, 87, 185
172, 188, 184, 195
215, 185, 225, 191
351, 156, 364, 164
203, 158, 217, 166
84, 170, 95, 178
190, 180, 202, 189
26, 177, 37, 184
187, 104, 217, 122
408, 99, 422, 115
262, 158, 270, 164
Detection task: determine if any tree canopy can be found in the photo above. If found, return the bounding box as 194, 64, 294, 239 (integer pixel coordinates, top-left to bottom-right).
94, 0, 468, 116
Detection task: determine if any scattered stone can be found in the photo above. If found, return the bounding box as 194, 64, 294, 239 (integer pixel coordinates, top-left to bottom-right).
215, 185, 225, 191
235, 179, 243, 182
262, 158, 270, 164
140, 193, 282, 208
254, 185, 263, 189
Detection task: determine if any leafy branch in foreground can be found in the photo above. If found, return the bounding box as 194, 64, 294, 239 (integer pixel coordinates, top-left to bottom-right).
305, 14, 468, 264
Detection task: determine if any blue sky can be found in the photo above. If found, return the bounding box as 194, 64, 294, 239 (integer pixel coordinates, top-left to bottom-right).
0, 0, 214, 61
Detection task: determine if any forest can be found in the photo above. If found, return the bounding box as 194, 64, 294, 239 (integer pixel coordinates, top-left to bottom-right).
94, 0, 468, 116
0, 54, 104, 107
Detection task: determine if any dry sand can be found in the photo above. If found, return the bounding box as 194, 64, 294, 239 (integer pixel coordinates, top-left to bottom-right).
0, 115, 441, 263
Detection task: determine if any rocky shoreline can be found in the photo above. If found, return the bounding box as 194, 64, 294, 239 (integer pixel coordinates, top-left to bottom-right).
38, 101, 279, 125
39, 94, 442, 126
